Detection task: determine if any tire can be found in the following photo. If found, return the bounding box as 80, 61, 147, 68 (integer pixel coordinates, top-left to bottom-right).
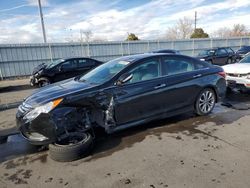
38, 77, 50, 87
0, 136, 8, 144
227, 58, 232, 64
195, 88, 216, 116
49, 132, 93, 162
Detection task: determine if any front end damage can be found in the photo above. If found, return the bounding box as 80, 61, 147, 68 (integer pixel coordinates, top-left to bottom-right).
16, 91, 117, 145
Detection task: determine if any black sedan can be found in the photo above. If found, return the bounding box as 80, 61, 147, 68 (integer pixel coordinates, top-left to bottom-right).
17, 53, 226, 161
30, 57, 103, 87
197, 47, 235, 65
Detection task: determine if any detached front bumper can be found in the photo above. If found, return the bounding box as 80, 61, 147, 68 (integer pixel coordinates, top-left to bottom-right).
30, 75, 38, 86
16, 112, 57, 145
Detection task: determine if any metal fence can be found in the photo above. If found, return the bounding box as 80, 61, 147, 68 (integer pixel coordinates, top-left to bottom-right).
0, 37, 249, 79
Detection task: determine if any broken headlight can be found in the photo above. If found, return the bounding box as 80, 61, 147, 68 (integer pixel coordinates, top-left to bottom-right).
24, 98, 63, 121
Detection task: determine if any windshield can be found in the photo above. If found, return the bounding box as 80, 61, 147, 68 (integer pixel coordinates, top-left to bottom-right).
198, 50, 214, 56
78, 59, 130, 84
47, 59, 64, 68
239, 54, 250, 63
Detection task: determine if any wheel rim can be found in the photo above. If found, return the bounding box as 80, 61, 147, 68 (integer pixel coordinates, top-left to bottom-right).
198, 90, 215, 113
41, 81, 49, 87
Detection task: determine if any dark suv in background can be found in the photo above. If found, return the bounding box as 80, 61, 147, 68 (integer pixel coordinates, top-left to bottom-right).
197, 47, 236, 65
236, 46, 250, 60
30, 57, 103, 87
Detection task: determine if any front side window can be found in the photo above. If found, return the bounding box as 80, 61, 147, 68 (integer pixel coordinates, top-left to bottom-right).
127, 58, 160, 83
239, 54, 250, 63
162, 57, 195, 76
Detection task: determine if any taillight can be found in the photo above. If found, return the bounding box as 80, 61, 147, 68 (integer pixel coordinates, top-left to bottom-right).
218, 71, 226, 78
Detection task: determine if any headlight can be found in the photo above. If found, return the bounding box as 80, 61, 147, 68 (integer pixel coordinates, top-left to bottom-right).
24, 98, 63, 121
35, 70, 43, 77
200, 58, 205, 61
246, 75, 250, 79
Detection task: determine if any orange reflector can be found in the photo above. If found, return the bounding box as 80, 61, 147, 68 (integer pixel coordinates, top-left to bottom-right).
52, 98, 63, 108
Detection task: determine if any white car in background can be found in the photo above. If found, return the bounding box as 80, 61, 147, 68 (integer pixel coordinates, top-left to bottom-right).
222, 53, 250, 92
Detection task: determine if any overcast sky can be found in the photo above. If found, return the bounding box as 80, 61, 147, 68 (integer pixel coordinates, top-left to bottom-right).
0, 0, 250, 43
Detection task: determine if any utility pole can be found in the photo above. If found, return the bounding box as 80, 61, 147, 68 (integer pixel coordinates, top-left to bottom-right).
194, 11, 197, 30
38, 0, 47, 43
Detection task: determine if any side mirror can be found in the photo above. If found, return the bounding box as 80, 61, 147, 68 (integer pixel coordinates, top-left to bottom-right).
116, 73, 133, 86
58, 65, 63, 72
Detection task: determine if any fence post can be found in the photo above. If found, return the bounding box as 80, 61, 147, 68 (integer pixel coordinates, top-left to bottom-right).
147, 41, 150, 51
0, 67, 3, 80
192, 39, 195, 56
128, 41, 130, 55
226, 38, 228, 47
240, 37, 242, 48
120, 42, 123, 56
48, 43, 53, 62
171, 40, 174, 49
157, 40, 160, 49
210, 38, 213, 48
87, 42, 90, 57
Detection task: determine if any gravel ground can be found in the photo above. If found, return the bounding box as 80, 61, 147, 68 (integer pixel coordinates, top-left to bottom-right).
0, 81, 250, 188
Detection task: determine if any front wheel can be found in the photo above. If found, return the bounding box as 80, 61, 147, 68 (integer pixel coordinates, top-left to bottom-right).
38, 77, 50, 87
195, 88, 216, 116
49, 132, 93, 162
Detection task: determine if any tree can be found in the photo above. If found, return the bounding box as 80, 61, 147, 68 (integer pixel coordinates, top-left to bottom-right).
80, 30, 93, 42
166, 17, 193, 39
190, 28, 209, 38
126, 33, 139, 41
212, 24, 249, 38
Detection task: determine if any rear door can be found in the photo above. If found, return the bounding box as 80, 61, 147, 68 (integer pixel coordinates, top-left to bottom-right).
159, 56, 206, 112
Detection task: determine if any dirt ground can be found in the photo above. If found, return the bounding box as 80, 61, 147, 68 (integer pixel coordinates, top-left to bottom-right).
1, 80, 250, 188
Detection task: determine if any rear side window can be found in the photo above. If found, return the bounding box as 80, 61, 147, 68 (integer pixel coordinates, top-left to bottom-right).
61, 59, 78, 70
78, 59, 95, 68
216, 48, 228, 55
162, 57, 195, 76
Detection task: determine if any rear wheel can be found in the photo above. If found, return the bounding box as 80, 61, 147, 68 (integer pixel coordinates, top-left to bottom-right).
195, 88, 216, 116
49, 132, 93, 162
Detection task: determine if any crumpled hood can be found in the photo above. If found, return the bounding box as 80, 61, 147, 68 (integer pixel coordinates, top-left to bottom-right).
222, 63, 250, 74
24, 78, 98, 106
32, 63, 47, 74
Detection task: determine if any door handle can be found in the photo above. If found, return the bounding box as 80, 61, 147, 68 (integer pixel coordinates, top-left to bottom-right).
154, 83, 166, 89
193, 74, 202, 78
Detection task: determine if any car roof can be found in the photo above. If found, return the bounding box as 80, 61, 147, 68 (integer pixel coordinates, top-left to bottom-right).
113, 53, 193, 63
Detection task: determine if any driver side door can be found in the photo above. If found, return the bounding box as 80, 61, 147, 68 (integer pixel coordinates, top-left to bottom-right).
54, 59, 78, 82
113, 57, 166, 125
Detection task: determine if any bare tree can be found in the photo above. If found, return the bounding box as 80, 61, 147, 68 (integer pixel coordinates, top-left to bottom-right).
231, 24, 248, 37
80, 30, 93, 42
166, 17, 193, 39
212, 24, 249, 38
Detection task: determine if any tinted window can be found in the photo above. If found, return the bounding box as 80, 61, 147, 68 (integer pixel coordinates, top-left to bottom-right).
127, 58, 160, 83
61, 60, 78, 70
226, 48, 234, 54
78, 59, 95, 68
162, 57, 195, 76
216, 49, 228, 55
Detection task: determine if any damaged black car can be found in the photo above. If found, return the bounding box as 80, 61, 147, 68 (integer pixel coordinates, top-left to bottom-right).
16, 53, 226, 161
